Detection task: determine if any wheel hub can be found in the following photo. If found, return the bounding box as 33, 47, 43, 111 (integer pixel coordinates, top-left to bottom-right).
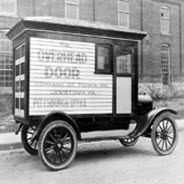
162, 134, 167, 140
161, 131, 168, 140
57, 143, 62, 148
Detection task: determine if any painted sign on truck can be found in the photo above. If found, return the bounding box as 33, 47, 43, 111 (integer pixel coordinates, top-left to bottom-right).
29, 38, 113, 115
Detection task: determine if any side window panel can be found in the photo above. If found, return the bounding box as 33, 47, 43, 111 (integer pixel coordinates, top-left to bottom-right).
116, 54, 131, 74
95, 45, 112, 74
115, 46, 133, 76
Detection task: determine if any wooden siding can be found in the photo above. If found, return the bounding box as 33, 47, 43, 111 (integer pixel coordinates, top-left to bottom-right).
29, 38, 113, 115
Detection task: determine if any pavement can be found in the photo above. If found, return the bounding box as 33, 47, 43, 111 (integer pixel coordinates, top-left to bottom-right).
0, 119, 184, 151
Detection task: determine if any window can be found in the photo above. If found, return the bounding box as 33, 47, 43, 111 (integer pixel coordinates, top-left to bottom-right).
115, 46, 132, 75
161, 6, 170, 34
118, 0, 129, 28
161, 44, 171, 85
65, 0, 79, 19
0, 31, 12, 87
0, 0, 17, 16
96, 45, 112, 74
116, 54, 131, 75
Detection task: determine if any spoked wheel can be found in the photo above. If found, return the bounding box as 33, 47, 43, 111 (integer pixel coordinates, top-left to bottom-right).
21, 125, 38, 155
119, 137, 139, 147
151, 113, 178, 156
38, 120, 78, 171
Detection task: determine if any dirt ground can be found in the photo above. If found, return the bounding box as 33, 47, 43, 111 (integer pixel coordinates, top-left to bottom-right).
0, 131, 184, 184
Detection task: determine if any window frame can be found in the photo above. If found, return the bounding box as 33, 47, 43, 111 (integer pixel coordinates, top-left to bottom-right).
95, 44, 113, 75
118, 0, 130, 28
160, 6, 170, 35
0, 0, 17, 17
161, 44, 171, 85
0, 30, 13, 87
65, 0, 80, 19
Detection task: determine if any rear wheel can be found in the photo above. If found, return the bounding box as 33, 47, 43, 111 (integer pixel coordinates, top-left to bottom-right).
119, 137, 139, 147
38, 120, 78, 171
21, 125, 38, 155
151, 113, 178, 156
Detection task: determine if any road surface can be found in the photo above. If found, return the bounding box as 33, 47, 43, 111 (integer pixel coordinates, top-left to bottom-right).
0, 131, 184, 184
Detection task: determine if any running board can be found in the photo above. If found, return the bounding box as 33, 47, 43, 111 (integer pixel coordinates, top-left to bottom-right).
81, 123, 137, 142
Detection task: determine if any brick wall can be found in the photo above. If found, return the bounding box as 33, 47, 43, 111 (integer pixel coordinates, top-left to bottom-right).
130, 0, 141, 30
140, 0, 182, 83
0, 17, 19, 30
17, 0, 33, 17
95, 0, 118, 25
181, 3, 184, 76
80, 0, 94, 21
0, 0, 184, 92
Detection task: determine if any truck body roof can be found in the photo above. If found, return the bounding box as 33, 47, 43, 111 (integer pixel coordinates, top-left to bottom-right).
7, 17, 147, 41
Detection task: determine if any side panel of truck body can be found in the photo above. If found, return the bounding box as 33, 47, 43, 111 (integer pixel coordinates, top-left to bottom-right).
29, 37, 113, 115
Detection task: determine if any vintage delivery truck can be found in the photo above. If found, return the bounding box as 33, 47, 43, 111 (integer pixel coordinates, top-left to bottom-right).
7, 17, 178, 171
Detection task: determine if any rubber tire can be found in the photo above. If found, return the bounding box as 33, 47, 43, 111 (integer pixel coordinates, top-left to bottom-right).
151, 112, 178, 156
38, 120, 78, 171
119, 137, 139, 147
21, 125, 38, 155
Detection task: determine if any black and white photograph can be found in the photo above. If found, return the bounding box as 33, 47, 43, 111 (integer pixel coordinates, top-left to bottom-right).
0, 0, 184, 183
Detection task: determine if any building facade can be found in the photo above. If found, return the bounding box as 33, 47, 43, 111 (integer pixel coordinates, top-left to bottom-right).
0, 0, 184, 93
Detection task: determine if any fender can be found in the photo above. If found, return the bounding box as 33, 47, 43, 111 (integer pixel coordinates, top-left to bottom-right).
32, 111, 81, 141
129, 107, 177, 137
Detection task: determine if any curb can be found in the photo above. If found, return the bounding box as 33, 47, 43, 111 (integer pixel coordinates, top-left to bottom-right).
0, 132, 22, 151
0, 119, 184, 151
0, 142, 22, 151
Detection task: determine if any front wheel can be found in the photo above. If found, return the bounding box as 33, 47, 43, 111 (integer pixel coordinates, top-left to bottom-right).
38, 120, 78, 171
119, 137, 139, 147
151, 113, 178, 156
